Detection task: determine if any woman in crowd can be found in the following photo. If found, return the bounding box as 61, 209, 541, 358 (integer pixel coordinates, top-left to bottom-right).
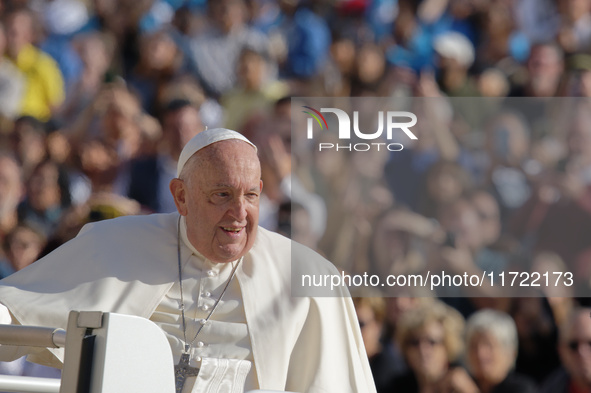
384, 300, 478, 393
465, 309, 538, 393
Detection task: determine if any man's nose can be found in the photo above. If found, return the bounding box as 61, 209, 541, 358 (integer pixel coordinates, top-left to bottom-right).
228, 196, 248, 221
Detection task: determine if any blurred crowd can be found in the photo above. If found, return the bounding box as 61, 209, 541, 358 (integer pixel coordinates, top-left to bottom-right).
0, 0, 591, 391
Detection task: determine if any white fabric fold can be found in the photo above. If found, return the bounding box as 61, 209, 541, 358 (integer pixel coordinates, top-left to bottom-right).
191, 358, 251, 393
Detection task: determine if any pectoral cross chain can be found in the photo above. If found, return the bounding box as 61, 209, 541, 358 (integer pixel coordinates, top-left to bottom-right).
174, 353, 199, 393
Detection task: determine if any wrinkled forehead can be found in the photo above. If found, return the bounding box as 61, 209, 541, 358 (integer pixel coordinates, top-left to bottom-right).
176, 128, 257, 177
183, 139, 260, 180
197, 139, 258, 164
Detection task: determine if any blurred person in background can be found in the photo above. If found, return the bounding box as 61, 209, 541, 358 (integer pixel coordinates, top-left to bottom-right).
327, 34, 356, 96
75, 0, 154, 77
41, 192, 141, 257
367, 208, 438, 280
127, 29, 188, 115
43, 120, 91, 207
315, 129, 393, 273
221, 46, 287, 131
69, 83, 161, 200
0, 216, 59, 378
541, 307, 591, 393
0, 21, 24, 120
11, 116, 48, 179
273, 0, 330, 81
4, 8, 65, 121
383, 300, 478, 393
467, 189, 503, 250
276, 201, 323, 250
475, 1, 530, 70
58, 33, 113, 124
353, 293, 400, 393
350, 42, 388, 96
510, 102, 591, 281
245, 98, 327, 239
418, 160, 472, 219
384, 97, 462, 211
557, 0, 591, 54
467, 188, 520, 270
559, 54, 591, 97
434, 196, 508, 313
0, 223, 46, 277
17, 159, 70, 238
0, 153, 23, 245
514, 0, 560, 45
71, 84, 145, 162
128, 98, 202, 213
484, 110, 533, 220
381, 294, 433, 386
433, 31, 478, 97
76, 138, 122, 196
36, 0, 88, 92
44, 121, 71, 167
385, 0, 437, 74
188, 0, 270, 98
509, 43, 564, 98
465, 309, 537, 393
511, 256, 566, 384
477, 68, 510, 98
558, 102, 591, 195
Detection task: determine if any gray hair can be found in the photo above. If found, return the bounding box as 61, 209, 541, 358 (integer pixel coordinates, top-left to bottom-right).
466, 309, 518, 353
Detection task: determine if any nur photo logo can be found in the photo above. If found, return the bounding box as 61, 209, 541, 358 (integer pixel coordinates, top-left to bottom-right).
302, 105, 418, 152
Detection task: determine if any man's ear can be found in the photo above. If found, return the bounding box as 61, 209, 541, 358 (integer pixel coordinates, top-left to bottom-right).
170, 178, 188, 216
259, 179, 263, 193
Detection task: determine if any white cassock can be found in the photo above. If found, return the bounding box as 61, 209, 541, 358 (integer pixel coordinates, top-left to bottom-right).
0, 212, 376, 393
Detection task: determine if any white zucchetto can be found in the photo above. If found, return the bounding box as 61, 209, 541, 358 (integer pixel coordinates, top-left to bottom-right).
176, 128, 257, 177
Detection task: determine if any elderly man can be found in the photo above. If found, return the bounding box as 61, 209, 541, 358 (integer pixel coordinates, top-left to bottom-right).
0, 129, 376, 393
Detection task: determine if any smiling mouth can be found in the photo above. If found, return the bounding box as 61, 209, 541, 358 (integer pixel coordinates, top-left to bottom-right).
222, 227, 243, 234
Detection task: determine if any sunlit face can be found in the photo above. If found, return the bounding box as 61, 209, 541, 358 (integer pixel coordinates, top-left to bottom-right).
171, 140, 262, 263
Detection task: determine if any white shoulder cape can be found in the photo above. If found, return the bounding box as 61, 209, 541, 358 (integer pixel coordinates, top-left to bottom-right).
0, 213, 376, 393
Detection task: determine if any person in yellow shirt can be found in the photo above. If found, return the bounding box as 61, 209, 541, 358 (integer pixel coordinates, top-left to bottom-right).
5, 8, 65, 121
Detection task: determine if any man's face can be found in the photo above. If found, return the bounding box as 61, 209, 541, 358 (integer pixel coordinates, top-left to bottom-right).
171, 140, 262, 263
560, 310, 591, 386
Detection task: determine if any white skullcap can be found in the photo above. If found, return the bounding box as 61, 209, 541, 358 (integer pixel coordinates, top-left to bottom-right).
176, 128, 257, 177
433, 32, 475, 68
